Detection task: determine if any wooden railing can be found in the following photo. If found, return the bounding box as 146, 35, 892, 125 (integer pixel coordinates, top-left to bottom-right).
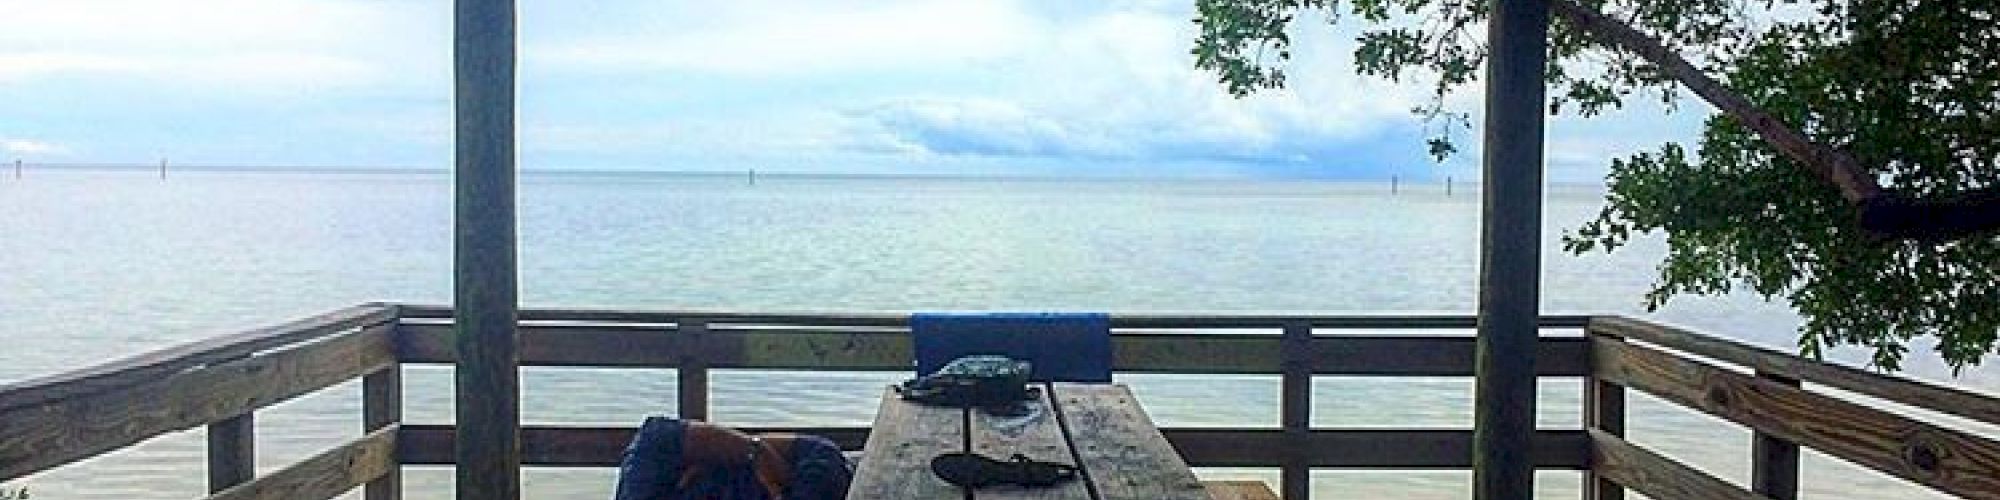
1, 303, 1996, 500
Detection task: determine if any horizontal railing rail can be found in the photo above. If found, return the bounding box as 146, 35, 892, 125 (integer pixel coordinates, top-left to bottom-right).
1584, 318, 2000, 500
8, 303, 1999, 500
0, 302, 399, 500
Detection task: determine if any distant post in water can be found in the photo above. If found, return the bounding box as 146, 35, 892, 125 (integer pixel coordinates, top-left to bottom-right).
453, 0, 522, 499
1392, 175, 1400, 194
1447, 176, 1454, 196
159, 158, 168, 180
12, 159, 19, 179
1471, 0, 1550, 498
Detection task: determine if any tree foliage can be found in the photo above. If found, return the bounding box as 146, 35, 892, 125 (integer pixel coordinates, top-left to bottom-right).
1193, 0, 2000, 370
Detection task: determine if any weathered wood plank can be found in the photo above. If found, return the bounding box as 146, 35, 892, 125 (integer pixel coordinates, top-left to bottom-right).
850, 388, 964, 499
678, 320, 710, 421
972, 384, 1090, 500
453, 0, 522, 497
1475, 0, 1552, 496
363, 367, 402, 500
1203, 481, 1279, 500
1315, 336, 1586, 376
1583, 378, 1625, 500
1595, 337, 2000, 499
1751, 372, 1800, 500
208, 413, 255, 492
1167, 429, 1589, 469
398, 304, 1591, 329
1591, 316, 2000, 425
0, 304, 392, 411
1278, 322, 1311, 500
1052, 383, 1208, 500
0, 325, 397, 481
393, 425, 1588, 469
401, 323, 1585, 376
1588, 429, 1764, 500
394, 425, 871, 465
204, 426, 399, 500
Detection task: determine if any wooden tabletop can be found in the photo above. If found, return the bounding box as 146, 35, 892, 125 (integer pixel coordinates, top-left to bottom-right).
849, 382, 1209, 500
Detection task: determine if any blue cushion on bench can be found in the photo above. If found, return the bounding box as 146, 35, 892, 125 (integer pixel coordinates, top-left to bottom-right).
911, 312, 1112, 383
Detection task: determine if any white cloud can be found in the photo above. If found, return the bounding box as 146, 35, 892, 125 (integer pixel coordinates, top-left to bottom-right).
1, 138, 64, 155
0, 0, 440, 88
530, 0, 1042, 76
843, 3, 1430, 167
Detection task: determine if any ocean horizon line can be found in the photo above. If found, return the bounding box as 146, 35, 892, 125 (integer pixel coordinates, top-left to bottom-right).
3, 162, 1611, 188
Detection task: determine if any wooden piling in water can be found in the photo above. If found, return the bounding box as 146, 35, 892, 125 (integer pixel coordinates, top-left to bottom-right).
1472, 0, 1549, 498
453, 0, 522, 498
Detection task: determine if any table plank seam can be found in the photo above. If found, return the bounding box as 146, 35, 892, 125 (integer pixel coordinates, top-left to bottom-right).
1046, 382, 1107, 500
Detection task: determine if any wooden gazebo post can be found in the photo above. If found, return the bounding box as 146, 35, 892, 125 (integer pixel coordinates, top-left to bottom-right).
453, 0, 521, 498
1472, 0, 1550, 498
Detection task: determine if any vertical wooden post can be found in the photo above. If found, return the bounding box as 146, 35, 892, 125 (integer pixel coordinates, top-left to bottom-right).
12, 159, 20, 179
678, 319, 711, 421
453, 0, 520, 497
1280, 322, 1313, 500
365, 366, 404, 500
1582, 336, 1625, 500
1472, 0, 1549, 498
206, 413, 255, 493
1751, 372, 1801, 499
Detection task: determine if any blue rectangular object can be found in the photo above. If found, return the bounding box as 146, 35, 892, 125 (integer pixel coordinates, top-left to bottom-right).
910, 312, 1113, 382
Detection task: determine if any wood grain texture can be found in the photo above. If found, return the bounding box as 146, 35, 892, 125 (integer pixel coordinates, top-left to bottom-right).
208, 413, 255, 492
1750, 373, 1800, 500
0, 326, 396, 481
1202, 481, 1279, 500
1475, 0, 1551, 496
1590, 316, 2000, 426
400, 322, 1583, 376
395, 425, 870, 466
677, 320, 710, 421
849, 388, 964, 499
393, 425, 1586, 470
363, 367, 402, 500
452, 0, 521, 496
1279, 322, 1312, 500
972, 385, 1090, 500
1595, 337, 2000, 499
1166, 429, 1587, 469
204, 426, 399, 500
1582, 378, 1625, 500
1052, 383, 1208, 500
397, 304, 1591, 329
1588, 429, 1764, 500
0, 304, 392, 411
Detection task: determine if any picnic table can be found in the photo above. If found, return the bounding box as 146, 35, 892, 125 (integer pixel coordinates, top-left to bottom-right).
849, 382, 1211, 500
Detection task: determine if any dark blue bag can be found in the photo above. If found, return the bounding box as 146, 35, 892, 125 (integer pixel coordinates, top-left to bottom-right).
612, 417, 852, 500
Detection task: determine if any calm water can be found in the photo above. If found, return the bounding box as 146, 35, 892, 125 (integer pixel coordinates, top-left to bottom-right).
2, 170, 1994, 499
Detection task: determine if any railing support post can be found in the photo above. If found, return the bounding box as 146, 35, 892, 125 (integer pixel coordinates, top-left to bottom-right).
365, 365, 404, 500
1473, 0, 1550, 497
678, 319, 711, 421
453, 0, 520, 497
206, 413, 254, 493
1582, 334, 1624, 500
1280, 322, 1313, 500
1751, 372, 1801, 499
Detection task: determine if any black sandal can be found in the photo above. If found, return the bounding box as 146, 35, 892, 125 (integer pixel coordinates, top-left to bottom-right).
930, 452, 1079, 488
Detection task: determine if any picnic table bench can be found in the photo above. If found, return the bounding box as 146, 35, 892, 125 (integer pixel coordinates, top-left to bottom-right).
849, 382, 1216, 500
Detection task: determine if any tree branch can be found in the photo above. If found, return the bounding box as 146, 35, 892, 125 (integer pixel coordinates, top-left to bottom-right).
1547, 0, 1884, 203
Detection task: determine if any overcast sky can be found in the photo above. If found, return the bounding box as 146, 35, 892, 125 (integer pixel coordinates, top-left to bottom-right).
0, 0, 1708, 180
